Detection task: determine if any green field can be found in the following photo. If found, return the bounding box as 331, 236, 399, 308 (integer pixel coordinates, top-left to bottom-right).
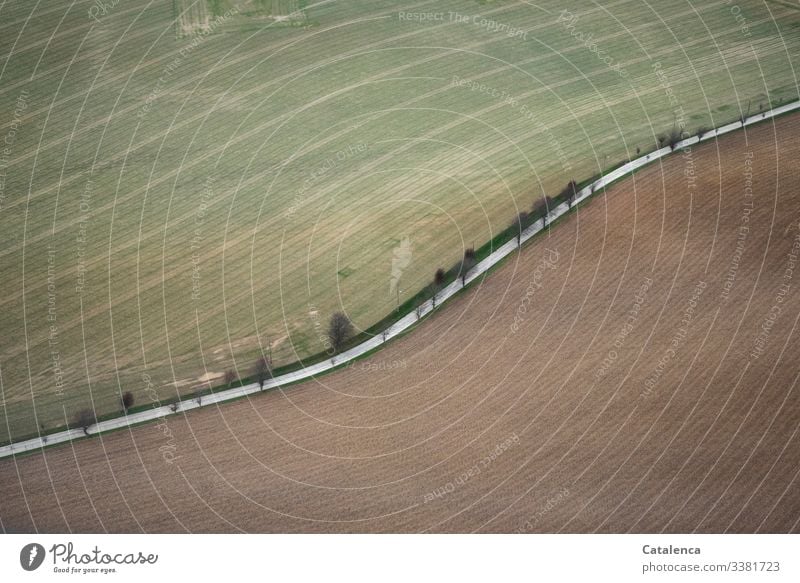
0, 0, 798, 442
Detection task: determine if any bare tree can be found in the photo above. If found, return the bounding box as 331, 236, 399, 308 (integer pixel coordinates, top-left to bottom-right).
428, 285, 437, 309
560, 180, 578, 209
328, 312, 354, 354
224, 369, 237, 389
253, 357, 271, 391
194, 389, 203, 406
456, 248, 477, 286
435, 267, 446, 288
532, 196, 554, 227
430, 268, 446, 308
513, 211, 530, 245
75, 408, 96, 436
121, 391, 134, 413
667, 127, 683, 150
739, 98, 751, 124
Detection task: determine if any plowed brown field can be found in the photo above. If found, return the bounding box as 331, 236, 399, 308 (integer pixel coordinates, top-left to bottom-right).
2, 114, 799, 533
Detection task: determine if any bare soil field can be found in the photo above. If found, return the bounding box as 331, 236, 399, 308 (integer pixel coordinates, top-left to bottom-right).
1, 114, 799, 533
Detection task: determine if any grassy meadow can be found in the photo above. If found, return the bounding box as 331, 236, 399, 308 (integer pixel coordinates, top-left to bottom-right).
0, 0, 798, 441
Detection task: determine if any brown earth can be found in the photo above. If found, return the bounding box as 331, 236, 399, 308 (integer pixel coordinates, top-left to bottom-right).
1, 114, 799, 533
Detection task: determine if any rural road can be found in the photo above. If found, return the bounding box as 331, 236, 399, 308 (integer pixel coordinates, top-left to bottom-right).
2, 98, 798, 461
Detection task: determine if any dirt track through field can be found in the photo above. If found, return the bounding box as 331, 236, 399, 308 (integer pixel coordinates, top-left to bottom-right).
1, 114, 799, 533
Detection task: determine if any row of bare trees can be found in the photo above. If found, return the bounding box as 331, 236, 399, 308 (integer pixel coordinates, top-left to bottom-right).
419, 179, 584, 318
207, 312, 355, 399
512, 179, 580, 245
71, 310, 359, 434
69, 181, 582, 435
422, 247, 478, 314
73, 390, 133, 435
198, 312, 355, 400
69, 178, 588, 433
68, 122, 738, 436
